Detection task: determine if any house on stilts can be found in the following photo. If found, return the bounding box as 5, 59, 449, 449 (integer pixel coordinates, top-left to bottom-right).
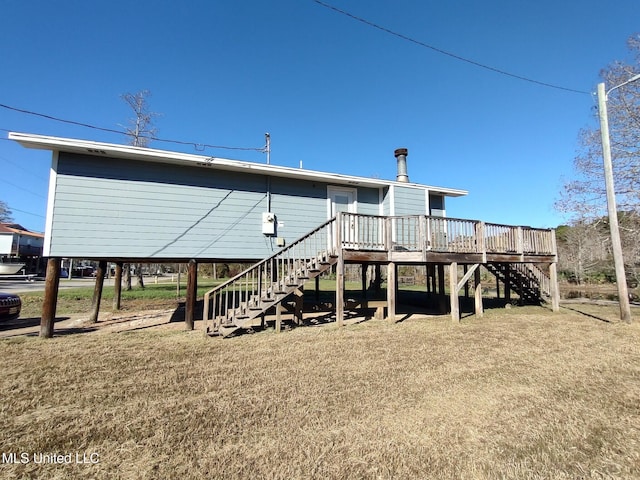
10, 132, 560, 337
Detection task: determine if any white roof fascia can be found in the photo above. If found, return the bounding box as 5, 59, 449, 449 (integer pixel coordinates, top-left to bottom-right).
8, 132, 468, 197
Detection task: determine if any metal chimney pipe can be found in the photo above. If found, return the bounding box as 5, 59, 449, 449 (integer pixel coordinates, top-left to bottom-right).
394, 148, 409, 182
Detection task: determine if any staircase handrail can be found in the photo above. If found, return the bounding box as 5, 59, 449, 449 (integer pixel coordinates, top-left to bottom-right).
203, 216, 337, 322
204, 216, 336, 298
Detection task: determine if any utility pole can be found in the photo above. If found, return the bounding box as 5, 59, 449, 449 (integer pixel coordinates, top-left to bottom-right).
596, 79, 638, 323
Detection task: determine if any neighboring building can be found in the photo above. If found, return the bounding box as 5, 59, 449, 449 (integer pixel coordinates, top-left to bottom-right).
0, 223, 44, 273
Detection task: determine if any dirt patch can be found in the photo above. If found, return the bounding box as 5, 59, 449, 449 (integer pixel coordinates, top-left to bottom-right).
0, 308, 206, 338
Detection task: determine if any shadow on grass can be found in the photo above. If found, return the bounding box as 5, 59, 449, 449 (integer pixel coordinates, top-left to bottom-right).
0, 316, 99, 338
560, 305, 613, 324
169, 300, 203, 324
0, 316, 43, 332
204, 287, 556, 337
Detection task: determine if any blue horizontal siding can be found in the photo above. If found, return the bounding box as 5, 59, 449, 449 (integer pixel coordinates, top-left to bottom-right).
394, 186, 426, 216
49, 153, 437, 260
357, 187, 380, 216
50, 154, 392, 259
51, 153, 271, 259
269, 177, 328, 241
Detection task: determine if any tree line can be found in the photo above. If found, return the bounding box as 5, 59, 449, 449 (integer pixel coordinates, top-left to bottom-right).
556, 212, 639, 287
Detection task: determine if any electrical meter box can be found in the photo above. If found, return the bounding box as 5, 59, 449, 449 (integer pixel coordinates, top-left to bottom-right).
262, 212, 276, 235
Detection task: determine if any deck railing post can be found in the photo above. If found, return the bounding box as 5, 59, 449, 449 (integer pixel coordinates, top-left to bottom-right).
385, 216, 392, 255
419, 216, 427, 256
476, 221, 485, 257
516, 226, 524, 255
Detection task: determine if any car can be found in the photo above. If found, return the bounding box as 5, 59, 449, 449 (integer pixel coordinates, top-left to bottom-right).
0, 292, 21, 321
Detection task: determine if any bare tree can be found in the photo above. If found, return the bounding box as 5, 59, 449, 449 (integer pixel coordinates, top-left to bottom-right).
556, 221, 609, 284
0, 200, 13, 223
121, 90, 159, 147
120, 90, 160, 289
618, 211, 640, 288
558, 34, 640, 218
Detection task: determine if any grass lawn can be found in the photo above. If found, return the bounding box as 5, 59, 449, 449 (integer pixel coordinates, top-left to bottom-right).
17, 277, 369, 319
1, 303, 640, 479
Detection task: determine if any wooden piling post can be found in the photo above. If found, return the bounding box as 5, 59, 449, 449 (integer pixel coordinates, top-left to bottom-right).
294, 286, 304, 325
549, 262, 560, 312
336, 212, 344, 327
185, 259, 197, 330
437, 264, 446, 313
113, 262, 123, 310
463, 264, 469, 298
504, 264, 511, 303
361, 263, 368, 299
88, 260, 107, 323
426, 264, 434, 294
474, 266, 484, 318
336, 257, 344, 327
449, 262, 460, 321
375, 264, 382, 295
41, 257, 61, 338
275, 304, 283, 333
387, 262, 396, 322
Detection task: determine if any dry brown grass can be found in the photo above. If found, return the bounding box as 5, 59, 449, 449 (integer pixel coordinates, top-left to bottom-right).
1, 304, 640, 479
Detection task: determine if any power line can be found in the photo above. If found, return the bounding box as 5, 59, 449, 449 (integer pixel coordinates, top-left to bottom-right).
6, 206, 45, 219
312, 0, 590, 95
0, 105, 123, 135
0, 103, 266, 152
0, 178, 47, 199
0, 153, 49, 181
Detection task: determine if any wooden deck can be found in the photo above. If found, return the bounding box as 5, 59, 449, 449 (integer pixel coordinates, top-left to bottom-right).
203, 213, 559, 335
337, 213, 557, 264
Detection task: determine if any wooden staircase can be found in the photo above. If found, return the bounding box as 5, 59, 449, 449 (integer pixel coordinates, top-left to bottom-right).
485, 263, 551, 304
203, 218, 339, 336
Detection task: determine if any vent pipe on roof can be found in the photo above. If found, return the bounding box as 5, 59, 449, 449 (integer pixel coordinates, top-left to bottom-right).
394, 148, 409, 182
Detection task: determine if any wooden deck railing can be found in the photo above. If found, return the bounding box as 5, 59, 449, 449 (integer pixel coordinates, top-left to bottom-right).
341, 213, 556, 256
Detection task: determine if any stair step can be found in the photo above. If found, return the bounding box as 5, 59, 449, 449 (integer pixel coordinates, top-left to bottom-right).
219, 325, 241, 337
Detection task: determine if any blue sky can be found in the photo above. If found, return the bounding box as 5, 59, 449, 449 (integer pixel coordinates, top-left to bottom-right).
1, 0, 639, 233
